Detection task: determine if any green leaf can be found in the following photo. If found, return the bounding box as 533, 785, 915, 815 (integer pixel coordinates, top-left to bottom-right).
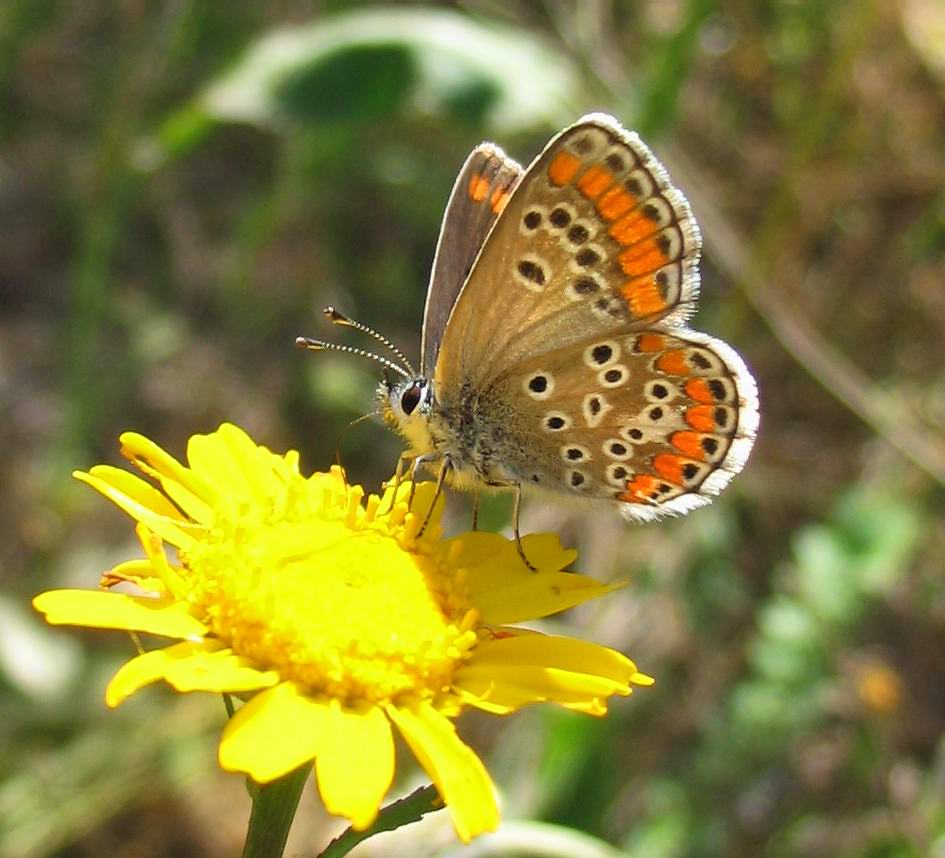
198, 8, 578, 132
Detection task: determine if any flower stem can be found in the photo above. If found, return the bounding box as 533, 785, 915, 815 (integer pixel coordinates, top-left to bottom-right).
241, 764, 311, 858
318, 785, 443, 858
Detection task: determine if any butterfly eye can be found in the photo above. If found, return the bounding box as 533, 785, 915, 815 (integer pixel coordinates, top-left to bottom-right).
400, 383, 423, 416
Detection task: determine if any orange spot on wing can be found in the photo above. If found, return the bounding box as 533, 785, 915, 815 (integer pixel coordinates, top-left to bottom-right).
491, 188, 510, 214
618, 474, 661, 503
653, 453, 685, 484
685, 405, 715, 432
656, 350, 689, 375
685, 378, 714, 403
618, 238, 669, 277
636, 333, 666, 352
469, 174, 490, 202
609, 209, 656, 245
548, 151, 581, 186
621, 278, 667, 317
576, 165, 613, 199
597, 187, 636, 221
671, 431, 705, 460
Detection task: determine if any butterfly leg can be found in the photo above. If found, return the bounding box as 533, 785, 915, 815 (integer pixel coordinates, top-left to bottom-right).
381, 451, 414, 515
417, 455, 452, 537
482, 479, 535, 571
471, 493, 481, 531
406, 453, 437, 511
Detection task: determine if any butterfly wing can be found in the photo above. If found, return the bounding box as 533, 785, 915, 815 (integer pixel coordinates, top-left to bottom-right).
420, 143, 522, 376
434, 113, 703, 388
432, 114, 757, 517
479, 328, 758, 519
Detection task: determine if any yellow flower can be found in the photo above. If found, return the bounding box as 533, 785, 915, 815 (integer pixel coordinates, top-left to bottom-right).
33, 424, 653, 842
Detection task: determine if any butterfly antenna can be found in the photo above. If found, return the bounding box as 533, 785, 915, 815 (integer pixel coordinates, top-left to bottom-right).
295, 337, 411, 379
322, 306, 417, 376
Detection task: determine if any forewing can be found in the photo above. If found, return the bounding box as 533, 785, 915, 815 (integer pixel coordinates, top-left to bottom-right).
434, 113, 702, 393
485, 328, 759, 520
420, 143, 522, 375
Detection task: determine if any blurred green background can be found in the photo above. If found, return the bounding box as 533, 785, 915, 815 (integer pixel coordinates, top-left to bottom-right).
4, 1, 945, 856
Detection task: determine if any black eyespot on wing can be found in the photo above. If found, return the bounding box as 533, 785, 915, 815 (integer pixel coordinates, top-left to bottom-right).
604, 368, 623, 383
605, 153, 626, 173
567, 224, 589, 244
528, 375, 548, 393
549, 207, 571, 227
523, 210, 542, 230
708, 379, 726, 400
652, 383, 668, 399
570, 471, 586, 487
591, 344, 613, 364
576, 247, 600, 267
574, 278, 599, 294
682, 463, 699, 481
517, 259, 546, 285
702, 437, 719, 455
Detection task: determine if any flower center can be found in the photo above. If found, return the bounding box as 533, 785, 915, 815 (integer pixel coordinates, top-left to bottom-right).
183, 501, 479, 706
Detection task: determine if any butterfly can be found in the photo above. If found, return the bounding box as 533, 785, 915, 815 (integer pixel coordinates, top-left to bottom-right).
301, 114, 758, 554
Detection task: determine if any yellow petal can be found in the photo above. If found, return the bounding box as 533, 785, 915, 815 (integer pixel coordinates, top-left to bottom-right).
73, 470, 199, 551
436, 532, 504, 570
456, 663, 628, 705
164, 648, 279, 693
452, 633, 648, 715
103, 558, 165, 594
187, 430, 252, 502
471, 632, 639, 683
33, 589, 206, 638
120, 431, 216, 507
219, 682, 327, 783
106, 640, 215, 706
387, 701, 498, 843
84, 465, 185, 521
469, 571, 621, 625
134, 524, 187, 598
315, 702, 394, 830
452, 678, 610, 715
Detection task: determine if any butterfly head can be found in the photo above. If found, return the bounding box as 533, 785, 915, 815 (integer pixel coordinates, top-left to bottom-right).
379, 374, 437, 450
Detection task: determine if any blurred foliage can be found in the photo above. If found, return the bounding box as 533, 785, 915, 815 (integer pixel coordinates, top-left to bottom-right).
2, 1, 945, 857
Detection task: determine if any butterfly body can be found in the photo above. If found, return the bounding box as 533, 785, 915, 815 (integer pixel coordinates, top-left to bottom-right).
378, 114, 758, 521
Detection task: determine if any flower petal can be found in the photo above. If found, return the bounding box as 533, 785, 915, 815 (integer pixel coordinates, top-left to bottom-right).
186, 429, 253, 502
133, 523, 189, 598
120, 431, 217, 508
472, 632, 646, 682
315, 702, 394, 830
219, 682, 327, 783
453, 632, 652, 716
73, 470, 199, 550
106, 640, 217, 706
468, 570, 622, 625
84, 465, 185, 521
387, 701, 498, 843
164, 648, 280, 693
33, 589, 207, 638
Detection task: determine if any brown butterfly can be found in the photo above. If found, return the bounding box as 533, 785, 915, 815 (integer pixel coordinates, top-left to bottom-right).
301, 114, 759, 555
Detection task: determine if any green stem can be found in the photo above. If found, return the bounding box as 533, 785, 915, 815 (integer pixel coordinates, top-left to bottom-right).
241, 765, 311, 858
318, 785, 443, 858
